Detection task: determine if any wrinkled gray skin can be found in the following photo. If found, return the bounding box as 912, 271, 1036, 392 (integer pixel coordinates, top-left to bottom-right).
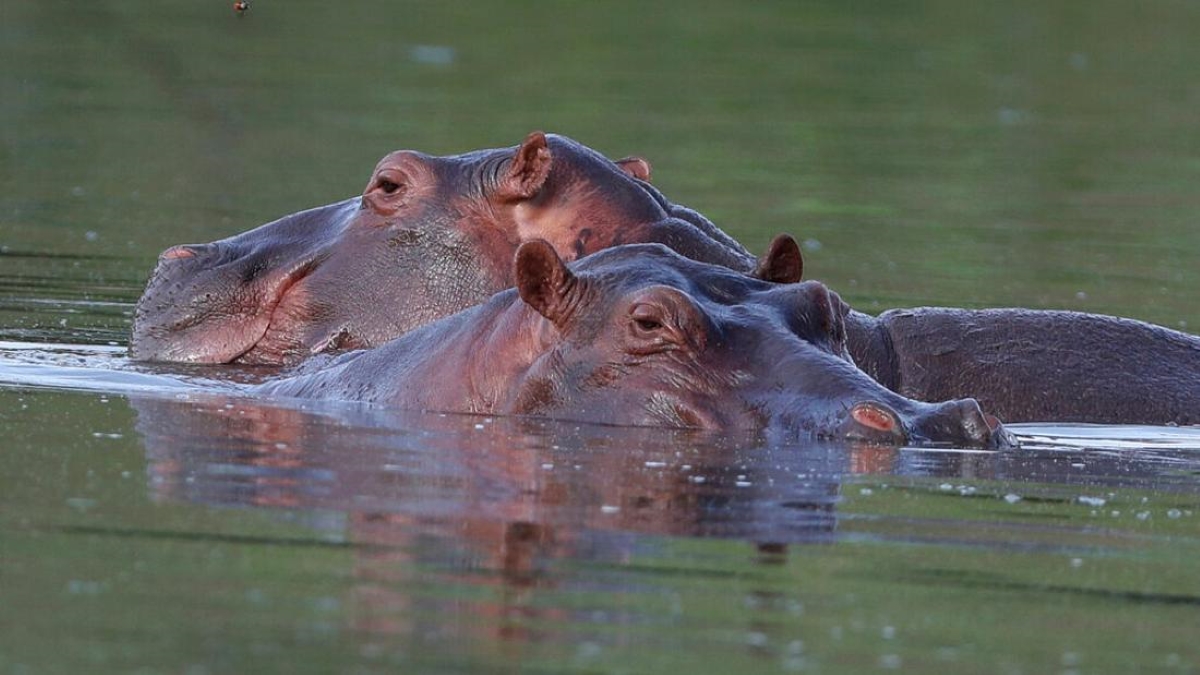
134, 131, 1200, 425
259, 241, 1013, 449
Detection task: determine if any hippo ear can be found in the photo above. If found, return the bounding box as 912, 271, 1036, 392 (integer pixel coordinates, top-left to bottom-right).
515, 239, 577, 326
807, 282, 849, 354
498, 131, 553, 201
615, 156, 652, 182
754, 234, 803, 284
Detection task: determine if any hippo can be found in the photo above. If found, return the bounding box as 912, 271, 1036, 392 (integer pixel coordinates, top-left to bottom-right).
132, 132, 753, 365
134, 131, 1200, 425
258, 239, 1012, 449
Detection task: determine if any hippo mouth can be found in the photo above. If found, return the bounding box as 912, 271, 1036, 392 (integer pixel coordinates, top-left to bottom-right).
133, 254, 325, 365
224, 259, 331, 365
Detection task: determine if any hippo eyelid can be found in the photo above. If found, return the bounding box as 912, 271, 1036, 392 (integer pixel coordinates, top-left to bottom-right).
369, 168, 409, 196
362, 168, 412, 216
630, 303, 669, 333
626, 302, 690, 355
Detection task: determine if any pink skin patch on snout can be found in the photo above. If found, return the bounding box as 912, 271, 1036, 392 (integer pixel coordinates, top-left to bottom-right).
851, 403, 898, 433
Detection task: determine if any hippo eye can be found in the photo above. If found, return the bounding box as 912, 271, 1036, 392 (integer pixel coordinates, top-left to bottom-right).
375, 177, 405, 195
370, 170, 407, 197
629, 304, 674, 347
625, 291, 705, 355
630, 304, 668, 334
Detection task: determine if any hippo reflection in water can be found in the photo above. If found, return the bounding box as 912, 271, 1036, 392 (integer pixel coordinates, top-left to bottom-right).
258, 238, 1012, 449
135, 132, 1200, 425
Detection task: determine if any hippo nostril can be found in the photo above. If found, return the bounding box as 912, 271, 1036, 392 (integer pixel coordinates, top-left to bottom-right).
850, 402, 899, 433
161, 245, 197, 261
843, 401, 907, 444
160, 244, 212, 262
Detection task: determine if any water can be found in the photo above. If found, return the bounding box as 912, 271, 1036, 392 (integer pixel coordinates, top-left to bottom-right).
4, 2, 1200, 673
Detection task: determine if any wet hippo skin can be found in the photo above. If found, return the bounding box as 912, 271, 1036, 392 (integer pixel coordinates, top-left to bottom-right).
133, 131, 1200, 426
258, 239, 1012, 449
131, 132, 752, 366
846, 308, 1200, 425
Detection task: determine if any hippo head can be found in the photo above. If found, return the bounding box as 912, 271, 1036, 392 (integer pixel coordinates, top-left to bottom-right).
132, 132, 745, 365
502, 239, 1013, 449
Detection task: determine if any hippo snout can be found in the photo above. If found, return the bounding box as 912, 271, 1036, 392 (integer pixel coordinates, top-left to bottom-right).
838, 398, 1015, 449
911, 398, 1016, 449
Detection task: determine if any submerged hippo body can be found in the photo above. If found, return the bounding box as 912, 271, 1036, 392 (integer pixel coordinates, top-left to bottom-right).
847, 308, 1200, 425
259, 241, 1012, 448
135, 132, 1200, 425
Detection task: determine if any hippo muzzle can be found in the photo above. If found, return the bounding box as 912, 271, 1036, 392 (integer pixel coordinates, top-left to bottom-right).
839, 398, 1015, 449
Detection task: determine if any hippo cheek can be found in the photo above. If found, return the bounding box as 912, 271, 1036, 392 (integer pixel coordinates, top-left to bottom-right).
514, 381, 734, 430
640, 391, 742, 430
